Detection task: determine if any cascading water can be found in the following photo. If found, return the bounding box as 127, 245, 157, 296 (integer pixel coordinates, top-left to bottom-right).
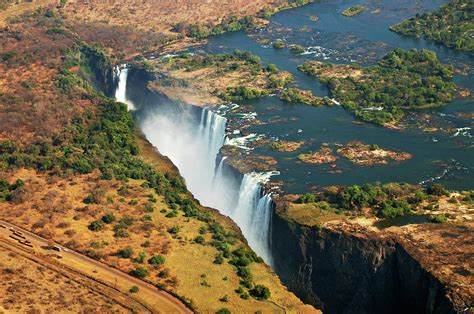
114, 66, 275, 265
114, 66, 135, 110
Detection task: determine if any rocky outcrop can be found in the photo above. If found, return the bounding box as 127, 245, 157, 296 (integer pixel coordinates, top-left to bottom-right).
271, 213, 458, 314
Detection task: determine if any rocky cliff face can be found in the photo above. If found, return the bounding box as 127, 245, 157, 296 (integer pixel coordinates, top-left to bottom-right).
271, 213, 458, 314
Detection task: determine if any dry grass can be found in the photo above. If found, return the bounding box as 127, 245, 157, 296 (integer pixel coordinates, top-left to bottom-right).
0, 167, 316, 313
0, 245, 129, 313
62, 0, 288, 34
285, 203, 345, 227
148, 58, 291, 106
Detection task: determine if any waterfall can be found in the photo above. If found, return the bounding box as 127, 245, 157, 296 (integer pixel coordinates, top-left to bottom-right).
119, 72, 275, 266
114, 66, 135, 110
232, 173, 273, 264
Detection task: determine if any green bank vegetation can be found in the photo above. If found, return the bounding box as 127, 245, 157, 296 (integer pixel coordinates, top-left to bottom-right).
390, 0, 474, 56
298, 182, 473, 220
298, 48, 456, 125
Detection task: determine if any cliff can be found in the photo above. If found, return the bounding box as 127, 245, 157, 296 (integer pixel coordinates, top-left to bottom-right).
271, 210, 471, 313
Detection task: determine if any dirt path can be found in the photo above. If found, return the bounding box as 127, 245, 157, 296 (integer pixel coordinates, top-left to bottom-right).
0, 220, 192, 314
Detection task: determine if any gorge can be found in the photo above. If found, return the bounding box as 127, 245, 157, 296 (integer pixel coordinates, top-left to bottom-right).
114, 66, 276, 265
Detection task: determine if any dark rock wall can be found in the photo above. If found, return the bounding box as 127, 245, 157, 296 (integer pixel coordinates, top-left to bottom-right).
271, 214, 456, 314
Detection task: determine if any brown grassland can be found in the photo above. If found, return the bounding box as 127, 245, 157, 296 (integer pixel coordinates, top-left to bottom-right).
0, 244, 130, 313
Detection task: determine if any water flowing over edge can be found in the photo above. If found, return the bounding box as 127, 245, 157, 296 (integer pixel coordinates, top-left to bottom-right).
114, 65, 275, 265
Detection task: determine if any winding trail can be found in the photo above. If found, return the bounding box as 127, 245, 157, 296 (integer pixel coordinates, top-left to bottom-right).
0, 219, 192, 314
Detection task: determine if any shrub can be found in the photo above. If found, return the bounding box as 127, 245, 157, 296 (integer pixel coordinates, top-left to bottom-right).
427, 183, 448, 196
101, 213, 116, 224
88, 220, 105, 231
114, 229, 129, 238
219, 295, 229, 302
158, 269, 170, 278
168, 226, 180, 234
299, 193, 317, 203
266, 63, 279, 73
135, 251, 147, 263
272, 40, 286, 49
145, 204, 155, 212
165, 211, 177, 218
148, 255, 165, 266
116, 246, 134, 258
290, 45, 305, 54
194, 235, 205, 244
83, 193, 99, 204
142, 214, 153, 221
250, 285, 270, 300
431, 214, 448, 223
214, 253, 224, 264
240, 292, 250, 299
129, 266, 149, 279
129, 286, 139, 293
216, 308, 231, 314
236, 267, 253, 282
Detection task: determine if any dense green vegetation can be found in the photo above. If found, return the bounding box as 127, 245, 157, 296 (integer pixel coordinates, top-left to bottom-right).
341, 5, 366, 17
279, 88, 331, 106
298, 48, 456, 125
299, 182, 472, 219
219, 86, 269, 101
390, 0, 474, 56
157, 50, 262, 72
289, 45, 305, 54
173, 16, 257, 39
272, 39, 286, 49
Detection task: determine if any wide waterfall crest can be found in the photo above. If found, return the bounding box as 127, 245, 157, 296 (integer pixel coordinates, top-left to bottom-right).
120, 75, 276, 265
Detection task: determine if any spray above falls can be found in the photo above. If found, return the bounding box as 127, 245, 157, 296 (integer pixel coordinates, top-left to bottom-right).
114, 66, 276, 265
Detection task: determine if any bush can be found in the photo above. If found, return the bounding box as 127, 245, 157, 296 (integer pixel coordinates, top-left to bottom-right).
88, 220, 105, 231
250, 285, 270, 300
114, 229, 129, 238
158, 269, 170, 278
299, 193, 317, 203
427, 183, 448, 196
431, 214, 448, 223
216, 309, 231, 314
290, 45, 305, 54
168, 226, 180, 234
219, 295, 229, 302
194, 235, 205, 244
101, 213, 116, 224
83, 193, 99, 204
214, 253, 224, 264
266, 63, 279, 73
165, 211, 177, 218
129, 286, 139, 293
129, 266, 149, 279
148, 255, 165, 266
135, 251, 147, 263
272, 40, 286, 49
116, 246, 134, 258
